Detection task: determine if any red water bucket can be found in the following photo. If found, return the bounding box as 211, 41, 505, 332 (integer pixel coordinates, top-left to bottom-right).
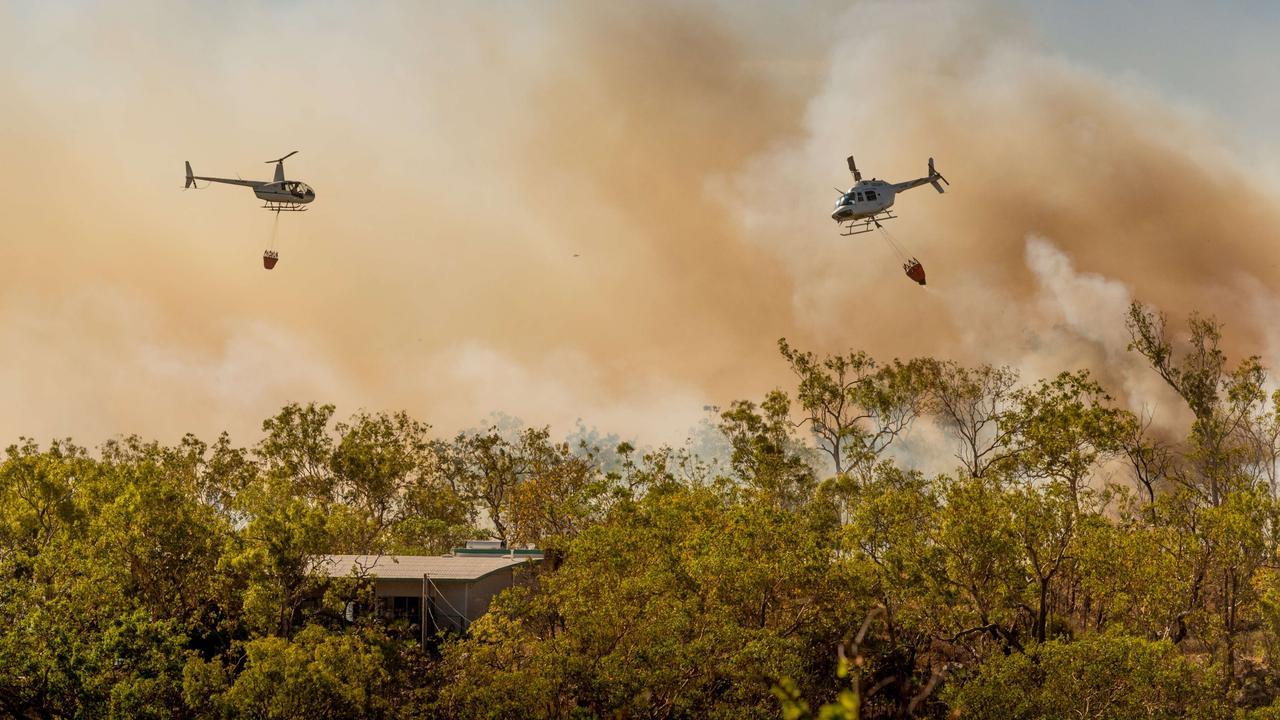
903, 259, 926, 286
263, 251, 278, 270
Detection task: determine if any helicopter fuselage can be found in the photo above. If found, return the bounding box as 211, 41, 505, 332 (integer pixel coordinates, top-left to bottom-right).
831, 180, 896, 223
253, 181, 316, 205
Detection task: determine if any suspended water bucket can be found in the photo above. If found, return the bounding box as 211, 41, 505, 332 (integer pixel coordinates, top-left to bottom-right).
263, 250, 279, 270
903, 258, 926, 286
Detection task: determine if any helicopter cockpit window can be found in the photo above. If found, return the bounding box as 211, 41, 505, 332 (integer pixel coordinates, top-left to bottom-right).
855, 192, 865, 202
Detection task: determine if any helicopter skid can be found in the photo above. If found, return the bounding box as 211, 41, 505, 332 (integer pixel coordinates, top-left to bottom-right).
839, 210, 896, 236
262, 202, 308, 212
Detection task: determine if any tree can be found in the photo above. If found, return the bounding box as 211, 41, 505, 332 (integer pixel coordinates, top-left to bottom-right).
329, 410, 471, 555
1126, 304, 1266, 505
0, 441, 197, 719
718, 393, 819, 508
836, 464, 946, 715
0, 438, 87, 561
1004, 482, 1076, 644
508, 438, 610, 547
944, 632, 1222, 719
1126, 304, 1280, 690
437, 426, 561, 547
201, 625, 399, 720
258, 402, 339, 503
1070, 510, 1190, 637
922, 361, 1019, 479
934, 475, 1025, 654
223, 496, 331, 638
435, 483, 851, 719
998, 370, 1133, 510
778, 339, 928, 477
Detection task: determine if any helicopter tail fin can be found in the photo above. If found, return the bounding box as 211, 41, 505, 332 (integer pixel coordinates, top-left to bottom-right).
185, 161, 195, 189
928, 157, 948, 194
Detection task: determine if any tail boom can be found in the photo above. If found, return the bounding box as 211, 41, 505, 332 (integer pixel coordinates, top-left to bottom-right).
891, 157, 949, 194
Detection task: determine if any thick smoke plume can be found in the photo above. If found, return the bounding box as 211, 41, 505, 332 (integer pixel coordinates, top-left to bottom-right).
0, 1, 1276, 447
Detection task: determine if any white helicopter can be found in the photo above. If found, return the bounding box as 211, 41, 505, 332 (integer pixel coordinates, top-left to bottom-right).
184, 151, 315, 212
831, 155, 947, 236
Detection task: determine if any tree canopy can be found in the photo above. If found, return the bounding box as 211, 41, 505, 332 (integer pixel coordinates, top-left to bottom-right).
2, 302, 1279, 718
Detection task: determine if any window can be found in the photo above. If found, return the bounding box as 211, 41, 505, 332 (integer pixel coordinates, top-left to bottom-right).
386, 596, 421, 626
856, 192, 865, 202
866, 190, 877, 201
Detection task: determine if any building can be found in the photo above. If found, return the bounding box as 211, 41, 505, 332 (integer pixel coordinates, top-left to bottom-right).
319, 541, 543, 641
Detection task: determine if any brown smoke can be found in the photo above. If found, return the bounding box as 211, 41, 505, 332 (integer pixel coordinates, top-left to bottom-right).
726, 0, 1280, 431
0, 1, 1276, 447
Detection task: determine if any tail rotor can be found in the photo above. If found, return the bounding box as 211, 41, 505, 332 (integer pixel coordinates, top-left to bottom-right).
928, 157, 949, 193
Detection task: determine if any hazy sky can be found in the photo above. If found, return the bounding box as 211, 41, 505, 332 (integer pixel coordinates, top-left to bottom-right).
2, 1, 1278, 448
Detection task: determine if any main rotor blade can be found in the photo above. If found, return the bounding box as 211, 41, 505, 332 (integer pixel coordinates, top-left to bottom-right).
847, 155, 862, 181
265, 150, 299, 164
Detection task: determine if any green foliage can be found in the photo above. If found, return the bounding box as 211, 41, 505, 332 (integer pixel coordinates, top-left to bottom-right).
211, 625, 397, 719
945, 632, 1223, 719
436, 483, 851, 719
718, 395, 819, 507
998, 370, 1134, 502
0, 406, 473, 717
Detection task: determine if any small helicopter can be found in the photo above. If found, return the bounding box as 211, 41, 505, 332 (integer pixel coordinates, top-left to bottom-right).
831, 155, 947, 235
831, 155, 948, 286
184, 151, 315, 269
184, 151, 315, 212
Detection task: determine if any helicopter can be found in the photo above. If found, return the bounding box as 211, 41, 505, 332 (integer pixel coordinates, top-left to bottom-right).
831, 155, 947, 236
831, 154, 948, 286
184, 151, 315, 212
185, 151, 315, 269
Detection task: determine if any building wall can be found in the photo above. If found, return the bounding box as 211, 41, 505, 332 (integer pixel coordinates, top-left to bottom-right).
369, 566, 532, 635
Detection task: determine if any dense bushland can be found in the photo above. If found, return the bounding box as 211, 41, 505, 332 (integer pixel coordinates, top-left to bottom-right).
3, 302, 1279, 719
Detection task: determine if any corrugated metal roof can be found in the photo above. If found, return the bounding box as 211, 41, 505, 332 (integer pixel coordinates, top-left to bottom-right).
318, 553, 541, 582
